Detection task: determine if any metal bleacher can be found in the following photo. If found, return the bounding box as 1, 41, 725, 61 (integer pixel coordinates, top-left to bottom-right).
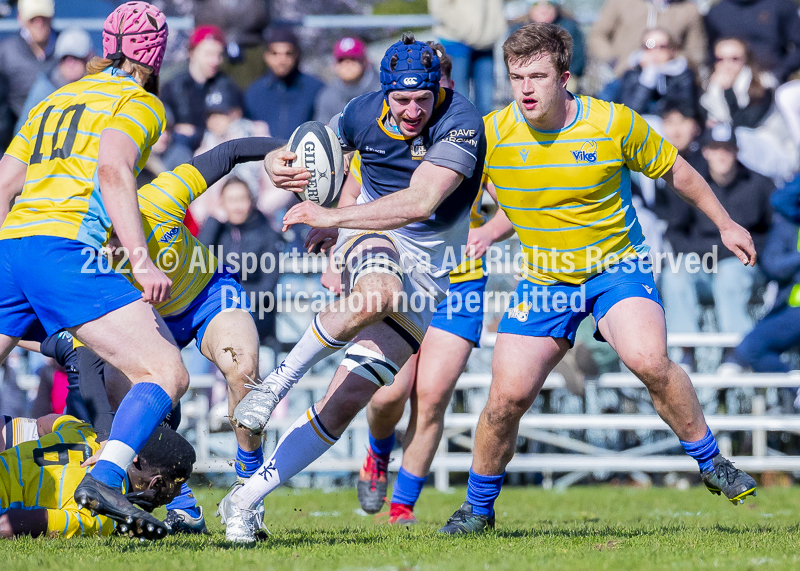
179, 326, 800, 490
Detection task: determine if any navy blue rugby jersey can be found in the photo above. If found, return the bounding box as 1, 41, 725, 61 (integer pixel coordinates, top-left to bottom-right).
333, 88, 486, 241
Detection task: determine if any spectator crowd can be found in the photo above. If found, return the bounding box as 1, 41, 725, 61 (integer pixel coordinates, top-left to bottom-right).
3, 0, 800, 415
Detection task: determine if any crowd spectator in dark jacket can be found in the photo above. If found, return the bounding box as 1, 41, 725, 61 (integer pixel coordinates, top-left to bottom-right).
652, 102, 703, 220
526, 1, 585, 78
15, 27, 93, 134
314, 37, 379, 124
734, 179, 800, 373
659, 127, 773, 370
199, 177, 284, 343
619, 28, 698, 118
194, 0, 271, 89
0, 73, 15, 152
701, 37, 776, 130
245, 28, 325, 140
0, 0, 56, 124
160, 25, 241, 152
705, 0, 800, 83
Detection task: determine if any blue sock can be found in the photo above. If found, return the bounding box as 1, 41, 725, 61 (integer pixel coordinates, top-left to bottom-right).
680, 427, 720, 473
235, 446, 264, 479
466, 468, 504, 517
165, 483, 201, 518
369, 431, 395, 458
91, 382, 173, 488
391, 467, 427, 507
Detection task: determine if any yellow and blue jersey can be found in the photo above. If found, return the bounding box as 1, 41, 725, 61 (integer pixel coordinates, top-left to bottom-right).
128, 163, 216, 317
122, 137, 283, 317
0, 415, 117, 538
1, 68, 165, 250
484, 96, 677, 285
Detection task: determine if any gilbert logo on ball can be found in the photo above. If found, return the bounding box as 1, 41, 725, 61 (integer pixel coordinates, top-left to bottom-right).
287, 121, 344, 207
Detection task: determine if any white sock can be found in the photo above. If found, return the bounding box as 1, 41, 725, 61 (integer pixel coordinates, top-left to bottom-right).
232, 405, 338, 508
269, 314, 346, 398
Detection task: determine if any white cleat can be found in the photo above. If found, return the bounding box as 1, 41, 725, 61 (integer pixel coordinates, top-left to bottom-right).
217, 480, 269, 544
232, 371, 283, 435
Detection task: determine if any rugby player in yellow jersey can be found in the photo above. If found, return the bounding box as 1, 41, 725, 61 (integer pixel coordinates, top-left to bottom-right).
439, 23, 759, 534
0, 415, 195, 539
0, 2, 185, 538
108, 135, 282, 535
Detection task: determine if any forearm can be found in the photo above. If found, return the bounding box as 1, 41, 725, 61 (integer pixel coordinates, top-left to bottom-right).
0, 155, 28, 225
483, 208, 514, 243
191, 137, 286, 187
100, 164, 148, 257
664, 156, 733, 230
330, 186, 432, 230
0, 509, 48, 538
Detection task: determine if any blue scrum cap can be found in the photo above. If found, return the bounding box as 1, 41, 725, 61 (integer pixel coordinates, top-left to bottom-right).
380, 32, 441, 101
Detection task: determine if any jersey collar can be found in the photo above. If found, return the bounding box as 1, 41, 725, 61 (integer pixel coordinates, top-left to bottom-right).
517, 91, 582, 135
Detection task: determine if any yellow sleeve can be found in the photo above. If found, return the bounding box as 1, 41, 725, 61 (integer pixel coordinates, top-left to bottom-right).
46, 508, 114, 538
139, 163, 206, 221
5, 122, 33, 165
51, 415, 85, 433
106, 91, 165, 156
620, 106, 678, 179
349, 152, 362, 184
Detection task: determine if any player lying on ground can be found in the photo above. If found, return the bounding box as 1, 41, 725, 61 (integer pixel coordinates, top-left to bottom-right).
438, 23, 758, 535
0, 2, 185, 539
335, 149, 512, 521
0, 415, 194, 539
21, 332, 202, 533
217, 34, 486, 543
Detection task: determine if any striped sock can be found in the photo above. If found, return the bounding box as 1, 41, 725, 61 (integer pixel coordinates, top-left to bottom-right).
232, 405, 339, 508
270, 315, 347, 399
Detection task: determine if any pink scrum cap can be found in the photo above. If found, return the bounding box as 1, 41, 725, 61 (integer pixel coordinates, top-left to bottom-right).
102, 1, 169, 75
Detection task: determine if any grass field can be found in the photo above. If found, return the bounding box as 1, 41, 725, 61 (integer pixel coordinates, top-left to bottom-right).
2, 483, 800, 571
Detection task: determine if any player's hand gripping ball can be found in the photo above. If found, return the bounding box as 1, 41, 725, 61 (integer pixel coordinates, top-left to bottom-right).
287, 121, 344, 207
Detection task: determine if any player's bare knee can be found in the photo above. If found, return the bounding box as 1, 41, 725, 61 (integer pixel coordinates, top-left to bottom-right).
485, 391, 531, 427
627, 352, 672, 389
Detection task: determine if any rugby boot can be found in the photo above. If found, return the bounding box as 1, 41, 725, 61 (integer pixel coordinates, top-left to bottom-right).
165, 507, 207, 534
74, 473, 170, 540
357, 448, 389, 514
217, 480, 268, 543
438, 502, 495, 534
702, 455, 757, 505
232, 369, 282, 435
388, 503, 418, 525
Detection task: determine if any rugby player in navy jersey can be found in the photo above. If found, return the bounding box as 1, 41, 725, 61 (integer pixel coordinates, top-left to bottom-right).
217, 34, 486, 542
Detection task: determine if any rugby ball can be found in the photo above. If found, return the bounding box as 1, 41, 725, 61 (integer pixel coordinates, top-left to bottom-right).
287, 121, 344, 207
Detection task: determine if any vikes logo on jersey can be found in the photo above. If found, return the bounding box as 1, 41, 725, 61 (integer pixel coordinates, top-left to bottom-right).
571, 141, 598, 163
158, 226, 180, 244
507, 301, 533, 322
411, 136, 427, 160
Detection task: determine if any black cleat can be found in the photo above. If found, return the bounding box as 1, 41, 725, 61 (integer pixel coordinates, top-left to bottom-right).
74, 473, 170, 540
702, 455, 757, 505
438, 502, 495, 535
